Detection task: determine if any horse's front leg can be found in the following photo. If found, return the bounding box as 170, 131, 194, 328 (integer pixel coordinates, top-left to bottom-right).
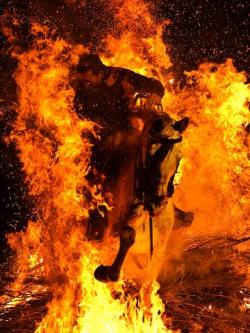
94, 226, 136, 282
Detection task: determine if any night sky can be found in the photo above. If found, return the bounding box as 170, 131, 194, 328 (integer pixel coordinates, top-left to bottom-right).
0, 0, 249, 262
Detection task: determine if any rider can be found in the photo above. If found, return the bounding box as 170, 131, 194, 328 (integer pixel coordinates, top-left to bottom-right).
73, 54, 192, 281
73, 53, 164, 133
73, 54, 165, 240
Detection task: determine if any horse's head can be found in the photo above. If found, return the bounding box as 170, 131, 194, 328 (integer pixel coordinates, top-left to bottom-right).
150, 115, 189, 141
141, 113, 189, 212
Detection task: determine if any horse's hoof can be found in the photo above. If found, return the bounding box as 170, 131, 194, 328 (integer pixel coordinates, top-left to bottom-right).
94, 265, 119, 283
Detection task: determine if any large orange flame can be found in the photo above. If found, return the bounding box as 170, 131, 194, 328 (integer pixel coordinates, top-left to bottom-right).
3, 0, 249, 331
6, 20, 173, 332
166, 60, 250, 236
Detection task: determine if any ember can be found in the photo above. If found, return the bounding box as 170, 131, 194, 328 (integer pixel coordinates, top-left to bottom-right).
0, 0, 249, 332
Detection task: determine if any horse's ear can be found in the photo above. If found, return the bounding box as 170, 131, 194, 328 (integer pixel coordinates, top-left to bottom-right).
172, 117, 189, 133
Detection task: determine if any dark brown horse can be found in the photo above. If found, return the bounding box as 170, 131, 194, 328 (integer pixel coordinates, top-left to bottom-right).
73, 54, 189, 282
90, 93, 189, 282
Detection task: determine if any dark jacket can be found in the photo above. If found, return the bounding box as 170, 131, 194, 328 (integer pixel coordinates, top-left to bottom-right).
74, 57, 164, 133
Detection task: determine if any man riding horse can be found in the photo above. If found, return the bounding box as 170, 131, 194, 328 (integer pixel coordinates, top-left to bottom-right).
73, 54, 191, 282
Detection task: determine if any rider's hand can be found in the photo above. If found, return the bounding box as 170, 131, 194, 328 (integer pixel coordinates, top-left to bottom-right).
147, 93, 162, 106
130, 116, 145, 131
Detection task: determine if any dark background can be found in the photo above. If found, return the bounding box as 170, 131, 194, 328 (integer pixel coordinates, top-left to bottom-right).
0, 0, 249, 265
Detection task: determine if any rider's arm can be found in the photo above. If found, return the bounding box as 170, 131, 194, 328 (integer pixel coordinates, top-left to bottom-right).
117, 68, 164, 98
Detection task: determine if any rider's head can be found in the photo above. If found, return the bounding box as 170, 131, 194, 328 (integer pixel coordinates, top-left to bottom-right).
76, 54, 105, 86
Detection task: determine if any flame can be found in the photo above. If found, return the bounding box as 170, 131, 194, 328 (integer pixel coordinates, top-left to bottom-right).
101, 0, 249, 238
7, 26, 99, 291
101, 0, 172, 85
36, 249, 170, 333
6, 18, 173, 332
3, 0, 249, 331
165, 59, 250, 236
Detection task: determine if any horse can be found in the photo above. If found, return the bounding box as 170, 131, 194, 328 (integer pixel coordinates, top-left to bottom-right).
84, 92, 189, 283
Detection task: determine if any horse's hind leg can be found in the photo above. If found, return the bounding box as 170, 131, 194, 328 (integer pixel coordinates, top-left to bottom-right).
94, 226, 136, 282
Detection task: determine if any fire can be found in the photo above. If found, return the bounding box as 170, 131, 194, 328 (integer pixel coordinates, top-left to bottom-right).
36, 249, 169, 333
6, 19, 173, 332
7, 26, 96, 291
165, 59, 249, 236
101, 0, 172, 85
2, 0, 249, 331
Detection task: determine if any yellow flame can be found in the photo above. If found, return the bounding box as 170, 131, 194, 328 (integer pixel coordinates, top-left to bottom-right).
5, 0, 249, 331
7, 18, 173, 332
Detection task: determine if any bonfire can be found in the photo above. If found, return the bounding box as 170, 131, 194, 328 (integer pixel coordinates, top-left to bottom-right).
0, 1, 249, 332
